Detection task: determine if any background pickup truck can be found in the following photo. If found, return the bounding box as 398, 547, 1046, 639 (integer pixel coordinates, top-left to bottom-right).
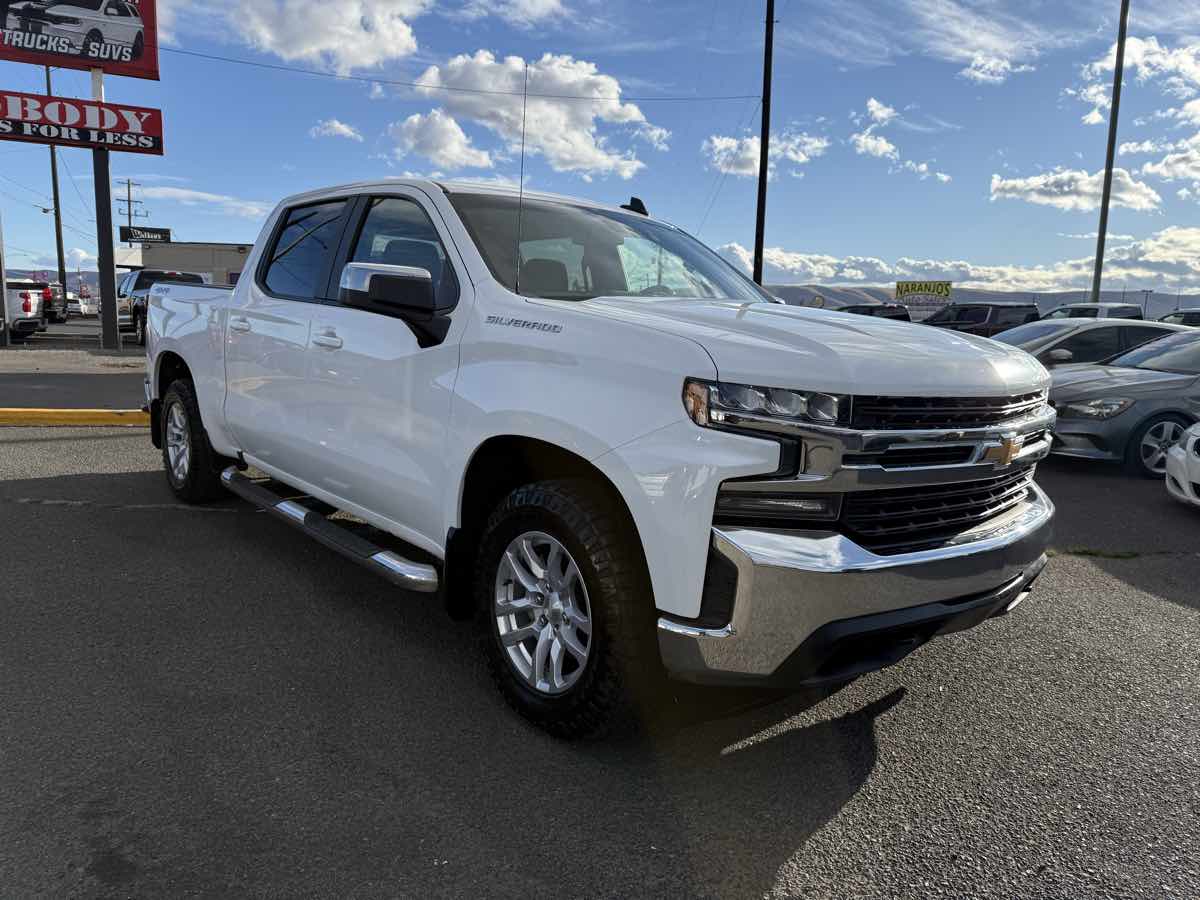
147, 179, 1056, 738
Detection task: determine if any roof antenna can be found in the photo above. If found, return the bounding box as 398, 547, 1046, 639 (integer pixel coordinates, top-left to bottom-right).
513, 62, 530, 296
621, 197, 649, 216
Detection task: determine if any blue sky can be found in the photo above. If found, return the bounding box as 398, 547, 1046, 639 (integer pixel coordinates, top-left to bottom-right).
3, 0, 1200, 293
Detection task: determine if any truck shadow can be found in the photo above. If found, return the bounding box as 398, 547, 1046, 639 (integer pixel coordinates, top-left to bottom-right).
3, 467, 899, 898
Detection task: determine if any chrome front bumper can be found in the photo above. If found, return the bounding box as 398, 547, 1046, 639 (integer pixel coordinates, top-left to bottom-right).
657, 482, 1054, 686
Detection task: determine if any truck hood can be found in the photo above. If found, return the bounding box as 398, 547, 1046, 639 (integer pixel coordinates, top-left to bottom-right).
1050, 365, 1198, 401
572, 298, 1049, 396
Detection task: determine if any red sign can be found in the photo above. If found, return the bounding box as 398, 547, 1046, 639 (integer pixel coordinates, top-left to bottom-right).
0, 0, 159, 81
0, 89, 163, 154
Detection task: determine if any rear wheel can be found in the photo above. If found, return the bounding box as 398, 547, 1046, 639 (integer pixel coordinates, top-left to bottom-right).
1126, 414, 1190, 478
81, 30, 102, 56
161, 379, 228, 503
131, 33, 144, 60
135, 313, 146, 346
476, 480, 658, 739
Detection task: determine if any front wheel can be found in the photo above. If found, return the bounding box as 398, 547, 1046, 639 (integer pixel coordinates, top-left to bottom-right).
476, 480, 658, 739
135, 313, 146, 346
161, 379, 228, 503
1126, 414, 1190, 478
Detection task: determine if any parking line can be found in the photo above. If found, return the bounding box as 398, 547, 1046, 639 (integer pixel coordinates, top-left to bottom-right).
0, 409, 151, 427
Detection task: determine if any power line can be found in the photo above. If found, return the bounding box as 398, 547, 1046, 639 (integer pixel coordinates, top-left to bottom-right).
56, 152, 97, 225
159, 45, 761, 103
696, 98, 762, 236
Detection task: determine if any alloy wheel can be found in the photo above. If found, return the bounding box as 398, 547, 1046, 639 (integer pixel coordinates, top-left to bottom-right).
494, 531, 593, 696
1140, 420, 1184, 475
165, 402, 191, 485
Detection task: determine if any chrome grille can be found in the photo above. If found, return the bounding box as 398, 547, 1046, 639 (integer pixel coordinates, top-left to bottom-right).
851, 392, 1046, 431
842, 468, 1035, 555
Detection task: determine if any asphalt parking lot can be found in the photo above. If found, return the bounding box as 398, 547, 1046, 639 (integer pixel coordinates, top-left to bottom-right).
1, 426, 1197, 898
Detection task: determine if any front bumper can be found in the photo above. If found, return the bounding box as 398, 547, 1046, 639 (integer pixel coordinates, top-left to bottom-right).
657, 482, 1054, 687
1050, 415, 1134, 463
1166, 445, 1200, 508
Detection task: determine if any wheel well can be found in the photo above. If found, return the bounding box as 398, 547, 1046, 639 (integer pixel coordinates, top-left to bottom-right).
443, 436, 644, 620
156, 352, 193, 401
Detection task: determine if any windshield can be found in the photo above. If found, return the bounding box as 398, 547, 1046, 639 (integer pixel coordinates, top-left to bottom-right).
925, 304, 988, 324
993, 321, 1070, 346
1045, 306, 1098, 319
1108, 332, 1200, 374
448, 193, 769, 303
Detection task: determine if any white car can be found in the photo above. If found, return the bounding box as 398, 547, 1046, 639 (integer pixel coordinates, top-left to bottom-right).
8, 0, 146, 63
147, 179, 1055, 737
1166, 423, 1200, 508
67, 293, 98, 317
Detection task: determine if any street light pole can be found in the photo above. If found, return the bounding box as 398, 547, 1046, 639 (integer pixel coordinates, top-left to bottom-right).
752, 0, 776, 285
45, 66, 68, 302
1090, 0, 1132, 305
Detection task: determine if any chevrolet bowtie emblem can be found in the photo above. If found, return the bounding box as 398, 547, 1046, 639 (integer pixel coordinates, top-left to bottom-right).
984, 435, 1025, 467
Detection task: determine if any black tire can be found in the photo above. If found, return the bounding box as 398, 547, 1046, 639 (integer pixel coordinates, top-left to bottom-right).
132, 32, 144, 60
476, 479, 659, 739
1124, 413, 1191, 479
135, 313, 146, 346
161, 379, 229, 503
81, 30, 102, 56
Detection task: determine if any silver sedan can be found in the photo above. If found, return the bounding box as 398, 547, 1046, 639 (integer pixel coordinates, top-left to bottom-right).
1050, 331, 1200, 478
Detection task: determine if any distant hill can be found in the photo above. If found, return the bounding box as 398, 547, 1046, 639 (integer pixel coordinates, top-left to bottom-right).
766, 284, 1200, 321
5, 269, 100, 293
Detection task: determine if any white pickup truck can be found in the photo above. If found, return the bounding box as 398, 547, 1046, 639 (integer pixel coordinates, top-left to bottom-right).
147, 179, 1055, 737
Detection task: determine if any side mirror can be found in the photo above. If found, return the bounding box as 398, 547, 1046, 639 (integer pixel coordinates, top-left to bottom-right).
338, 262, 450, 347
1045, 348, 1074, 365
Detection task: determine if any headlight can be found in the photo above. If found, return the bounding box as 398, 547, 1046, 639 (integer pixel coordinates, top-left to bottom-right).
684, 379, 848, 432
1055, 398, 1135, 420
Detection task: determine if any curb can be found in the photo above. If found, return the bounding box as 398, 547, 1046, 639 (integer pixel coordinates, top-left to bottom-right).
0, 408, 150, 427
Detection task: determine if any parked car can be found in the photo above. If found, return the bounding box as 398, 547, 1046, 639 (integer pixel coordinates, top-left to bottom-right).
67, 293, 98, 317
118, 269, 207, 345
767, 287, 911, 321
993, 319, 1188, 368
1042, 302, 1144, 321
1050, 331, 1200, 477
1165, 423, 1200, 508
43, 283, 68, 323
4, 279, 46, 342
8, 0, 147, 62
146, 179, 1056, 737
1159, 308, 1200, 327
923, 301, 1040, 337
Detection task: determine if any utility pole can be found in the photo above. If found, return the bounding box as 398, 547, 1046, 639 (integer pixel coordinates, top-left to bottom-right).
752, 0, 776, 285
44, 66, 68, 299
116, 178, 147, 246
1090, 0, 1132, 305
0, 206, 9, 348
92, 69, 119, 350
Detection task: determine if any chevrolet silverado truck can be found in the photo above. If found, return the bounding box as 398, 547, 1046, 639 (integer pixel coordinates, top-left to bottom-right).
146, 180, 1056, 737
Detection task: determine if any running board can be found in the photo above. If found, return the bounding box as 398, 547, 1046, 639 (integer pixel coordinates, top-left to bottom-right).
221, 467, 439, 593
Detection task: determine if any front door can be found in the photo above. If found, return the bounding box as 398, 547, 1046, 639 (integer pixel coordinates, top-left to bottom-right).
224, 198, 350, 475
304, 191, 468, 551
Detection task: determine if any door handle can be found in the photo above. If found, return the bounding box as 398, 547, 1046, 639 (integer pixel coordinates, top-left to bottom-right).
312, 331, 343, 350
229, 315, 251, 333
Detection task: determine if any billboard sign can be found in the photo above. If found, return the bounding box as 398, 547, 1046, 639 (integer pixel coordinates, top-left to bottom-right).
0, 0, 159, 80
896, 281, 953, 305
0, 89, 163, 154
120, 225, 169, 242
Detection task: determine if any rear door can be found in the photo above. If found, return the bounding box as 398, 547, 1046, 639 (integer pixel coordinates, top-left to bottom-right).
303, 189, 469, 548
1120, 325, 1176, 352
224, 197, 352, 477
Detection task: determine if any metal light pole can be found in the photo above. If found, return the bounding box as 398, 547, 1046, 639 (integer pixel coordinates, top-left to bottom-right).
752, 0, 776, 285
0, 206, 9, 348
1090, 0, 1132, 305
45, 67, 68, 302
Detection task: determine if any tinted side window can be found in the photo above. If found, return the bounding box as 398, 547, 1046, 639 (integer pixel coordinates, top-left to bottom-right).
350, 197, 459, 309
1121, 326, 1172, 350
263, 200, 348, 300
958, 307, 989, 324
993, 307, 1032, 327
1057, 327, 1121, 362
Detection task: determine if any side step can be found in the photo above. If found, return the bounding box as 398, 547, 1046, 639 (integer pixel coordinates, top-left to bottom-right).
221, 467, 439, 594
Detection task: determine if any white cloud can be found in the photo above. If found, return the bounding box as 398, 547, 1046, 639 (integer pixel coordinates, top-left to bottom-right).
990, 167, 1162, 212
720, 225, 1200, 291
936, 172, 953, 183
866, 97, 897, 125
309, 119, 363, 142
1059, 231, 1136, 241
412, 50, 663, 180
139, 186, 272, 219
1142, 134, 1200, 182
851, 129, 899, 160
960, 55, 1035, 85
34, 247, 96, 269
1086, 36, 1200, 99
390, 109, 493, 170
1120, 139, 1169, 155
454, 0, 565, 25
702, 132, 830, 178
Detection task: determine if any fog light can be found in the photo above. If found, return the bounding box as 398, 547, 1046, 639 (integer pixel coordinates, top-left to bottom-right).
715, 492, 841, 523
